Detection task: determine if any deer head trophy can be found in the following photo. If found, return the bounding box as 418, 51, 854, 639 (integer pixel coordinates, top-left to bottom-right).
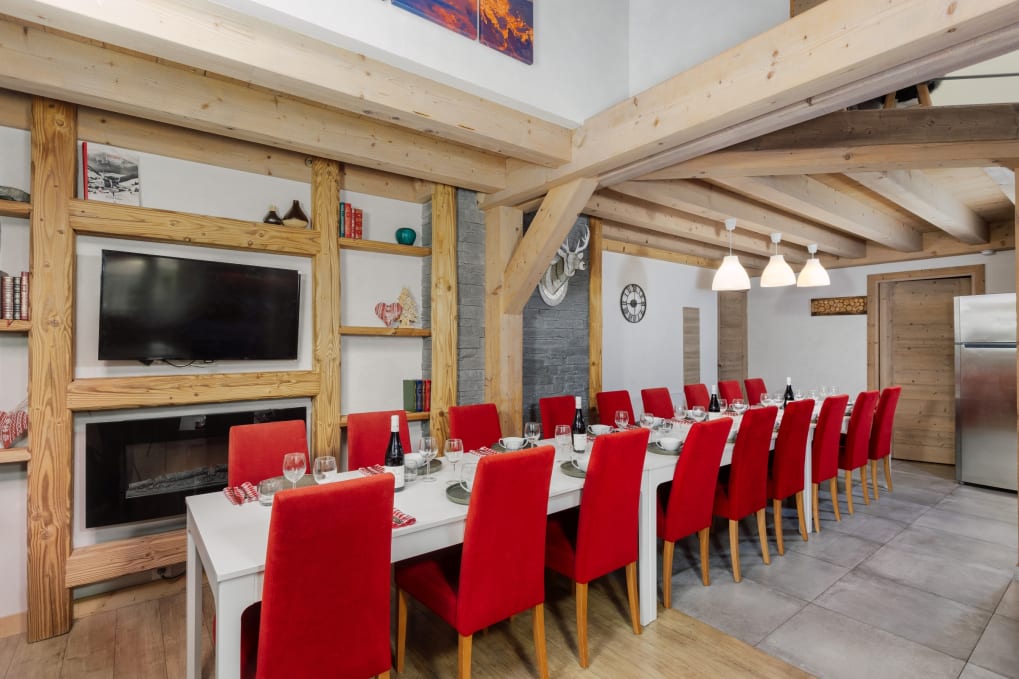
538, 224, 590, 306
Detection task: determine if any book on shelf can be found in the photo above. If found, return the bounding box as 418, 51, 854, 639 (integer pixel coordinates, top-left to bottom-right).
0, 271, 29, 321
353, 208, 363, 239
344, 202, 353, 239
402, 379, 432, 413
338, 201, 346, 238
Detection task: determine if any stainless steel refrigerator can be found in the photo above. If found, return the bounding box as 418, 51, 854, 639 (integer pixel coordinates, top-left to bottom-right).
954, 293, 1017, 491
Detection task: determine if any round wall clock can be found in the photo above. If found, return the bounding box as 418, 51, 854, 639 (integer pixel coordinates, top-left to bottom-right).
620, 283, 646, 323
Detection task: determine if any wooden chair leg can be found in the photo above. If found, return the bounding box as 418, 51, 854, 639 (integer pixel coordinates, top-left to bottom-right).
845, 469, 855, 515
829, 477, 842, 522
625, 562, 641, 635
756, 509, 771, 565
457, 633, 473, 679
860, 465, 871, 505
729, 519, 742, 582
379, 672, 390, 679
662, 540, 674, 608
697, 527, 711, 587
575, 582, 589, 667
870, 460, 880, 500
812, 483, 820, 533
396, 588, 407, 673
795, 491, 807, 541
884, 456, 893, 492
772, 498, 785, 555
533, 604, 549, 679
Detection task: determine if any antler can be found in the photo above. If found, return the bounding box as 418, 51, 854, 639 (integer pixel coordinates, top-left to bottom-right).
558, 224, 591, 257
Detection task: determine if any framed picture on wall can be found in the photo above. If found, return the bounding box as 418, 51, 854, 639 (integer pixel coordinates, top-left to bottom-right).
480, 0, 533, 64
82, 142, 142, 206
392, 0, 479, 39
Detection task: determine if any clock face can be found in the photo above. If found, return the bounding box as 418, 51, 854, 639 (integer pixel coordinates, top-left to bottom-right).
620, 284, 646, 323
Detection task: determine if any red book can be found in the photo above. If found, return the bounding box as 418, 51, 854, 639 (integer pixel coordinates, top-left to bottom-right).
344, 203, 353, 238
424, 379, 431, 412
354, 208, 363, 239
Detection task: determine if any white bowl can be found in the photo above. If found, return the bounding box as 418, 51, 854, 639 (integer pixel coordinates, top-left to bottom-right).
589, 424, 611, 436
500, 436, 526, 450
658, 437, 681, 452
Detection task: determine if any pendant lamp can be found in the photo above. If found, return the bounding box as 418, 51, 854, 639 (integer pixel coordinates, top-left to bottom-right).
711, 218, 750, 291
760, 233, 796, 288
796, 243, 831, 287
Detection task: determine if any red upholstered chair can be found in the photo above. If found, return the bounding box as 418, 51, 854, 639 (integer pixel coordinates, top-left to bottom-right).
657, 417, 732, 607
713, 405, 778, 582
240, 475, 394, 679
838, 390, 880, 514
810, 394, 849, 532
396, 446, 555, 679
448, 403, 503, 452
346, 409, 412, 471
545, 428, 650, 667
538, 395, 575, 440
641, 387, 675, 419
767, 399, 814, 555
868, 386, 902, 499
718, 380, 744, 404
744, 378, 768, 407
595, 390, 635, 427
683, 384, 710, 411
227, 420, 309, 487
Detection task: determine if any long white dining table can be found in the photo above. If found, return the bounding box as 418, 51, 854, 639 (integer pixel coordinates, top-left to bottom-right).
185, 417, 825, 679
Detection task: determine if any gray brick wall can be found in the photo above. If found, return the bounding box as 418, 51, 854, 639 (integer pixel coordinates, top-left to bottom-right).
457, 190, 486, 405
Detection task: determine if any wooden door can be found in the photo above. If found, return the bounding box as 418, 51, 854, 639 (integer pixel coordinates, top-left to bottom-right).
878, 276, 971, 464
683, 307, 700, 384
717, 291, 747, 383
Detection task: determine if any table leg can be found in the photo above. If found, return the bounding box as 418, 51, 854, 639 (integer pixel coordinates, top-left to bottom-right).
638, 473, 657, 626
803, 431, 814, 534
214, 580, 251, 679
186, 530, 203, 679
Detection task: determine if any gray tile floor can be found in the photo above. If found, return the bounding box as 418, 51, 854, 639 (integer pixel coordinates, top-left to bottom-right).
664, 461, 1019, 679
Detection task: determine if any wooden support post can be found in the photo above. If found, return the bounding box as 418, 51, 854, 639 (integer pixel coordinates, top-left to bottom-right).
588, 218, 603, 421
484, 206, 524, 435
430, 184, 458, 448
310, 158, 341, 459
27, 97, 77, 641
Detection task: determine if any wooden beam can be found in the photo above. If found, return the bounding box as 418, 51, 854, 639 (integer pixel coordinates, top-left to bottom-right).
612, 180, 865, 258
482, 0, 1019, 206
0, 18, 506, 192
985, 166, 1016, 204
588, 218, 603, 416
26, 97, 76, 641
848, 170, 989, 244
714, 175, 923, 251
430, 184, 458, 449
600, 222, 769, 268
484, 206, 524, 436
822, 220, 1014, 269
0, 87, 30, 129
501, 178, 597, 315
2, 0, 572, 167
310, 159, 341, 460
603, 239, 718, 269
65, 531, 185, 588
645, 104, 1019, 179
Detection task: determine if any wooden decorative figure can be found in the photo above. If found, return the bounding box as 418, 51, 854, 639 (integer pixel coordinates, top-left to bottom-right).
397, 287, 419, 328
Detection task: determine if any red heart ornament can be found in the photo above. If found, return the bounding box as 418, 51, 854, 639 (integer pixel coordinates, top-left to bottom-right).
374, 301, 403, 328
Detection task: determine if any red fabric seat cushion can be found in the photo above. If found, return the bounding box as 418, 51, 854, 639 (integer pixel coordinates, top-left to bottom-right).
539, 395, 575, 440
838, 391, 880, 472
227, 420, 308, 487
656, 417, 731, 542
641, 387, 675, 419
683, 384, 710, 411
448, 403, 503, 452
713, 406, 777, 521
595, 390, 635, 427
346, 409, 412, 470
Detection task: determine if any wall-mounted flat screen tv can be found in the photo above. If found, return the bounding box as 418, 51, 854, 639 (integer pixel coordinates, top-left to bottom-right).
98, 250, 300, 362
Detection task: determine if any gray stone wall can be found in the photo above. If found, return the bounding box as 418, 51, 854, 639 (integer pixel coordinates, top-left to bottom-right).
456, 191, 486, 405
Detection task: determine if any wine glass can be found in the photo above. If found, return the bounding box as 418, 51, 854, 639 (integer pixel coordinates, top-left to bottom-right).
731, 399, 747, 417
460, 461, 478, 495
759, 392, 772, 407
639, 413, 655, 429
554, 424, 571, 461
282, 452, 306, 489
524, 422, 541, 446
688, 405, 707, 423
717, 398, 728, 415
312, 456, 337, 484
444, 438, 464, 479
418, 436, 437, 483
614, 410, 630, 430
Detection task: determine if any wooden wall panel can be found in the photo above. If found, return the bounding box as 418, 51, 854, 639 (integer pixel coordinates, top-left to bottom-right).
65, 531, 186, 588
430, 185, 458, 447
717, 291, 748, 384
683, 307, 701, 384
588, 218, 603, 416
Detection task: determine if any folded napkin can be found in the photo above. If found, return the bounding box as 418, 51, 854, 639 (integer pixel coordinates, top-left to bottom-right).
223, 482, 258, 506
474, 447, 500, 457
392, 508, 416, 528
359, 464, 386, 476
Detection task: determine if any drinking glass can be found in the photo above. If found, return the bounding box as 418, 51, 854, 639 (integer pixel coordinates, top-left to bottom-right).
717, 398, 728, 414
554, 424, 571, 461
312, 456, 338, 484
418, 436, 438, 483
731, 399, 747, 417
614, 410, 630, 430
759, 392, 772, 407
282, 452, 306, 489
639, 413, 655, 429
444, 438, 464, 479
524, 422, 541, 446
258, 477, 282, 505
688, 405, 707, 423
460, 461, 478, 495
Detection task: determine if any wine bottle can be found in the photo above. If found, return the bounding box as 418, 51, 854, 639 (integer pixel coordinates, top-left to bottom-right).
572, 396, 587, 454
383, 414, 405, 492
783, 377, 795, 409
708, 385, 720, 413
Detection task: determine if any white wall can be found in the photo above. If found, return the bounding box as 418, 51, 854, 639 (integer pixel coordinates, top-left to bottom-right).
935, 50, 1019, 105
747, 252, 1017, 400
602, 252, 719, 417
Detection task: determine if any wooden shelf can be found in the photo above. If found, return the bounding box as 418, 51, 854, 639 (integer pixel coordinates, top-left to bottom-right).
0, 447, 30, 464
0, 320, 31, 333
0, 200, 31, 219
339, 411, 430, 427
339, 237, 430, 257
339, 326, 431, 337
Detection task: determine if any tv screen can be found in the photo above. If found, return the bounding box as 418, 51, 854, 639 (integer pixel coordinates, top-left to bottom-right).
98, 250, 300, 362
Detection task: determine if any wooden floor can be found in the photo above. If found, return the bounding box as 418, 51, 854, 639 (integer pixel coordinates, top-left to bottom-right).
0, 572, 811, 678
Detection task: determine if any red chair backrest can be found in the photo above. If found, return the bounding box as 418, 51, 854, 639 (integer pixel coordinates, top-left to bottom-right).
538, 395, 575, 440
659, 418, 731, 541
255, 475, 394, 679
574, 428, 650, 583
449, 403, 503, 452
869, 386, 902, 461
683, 384, 710, 410
744, 378, 768, 406
811, 394, 848, 484
346, 409, 412, 471
724, 406, 778, 519
595, 390, 635, 427
718, 380, 744, 403
458, 446, 555, 635
641, 387, 675, 418
769, 399, 814, 500
228, 420, 309, 487
840, 390, 880, 470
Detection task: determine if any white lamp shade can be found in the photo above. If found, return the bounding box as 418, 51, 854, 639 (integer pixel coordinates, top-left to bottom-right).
760, 254, 796, 287
797, 257, 831, 287
712, 255, 751, 291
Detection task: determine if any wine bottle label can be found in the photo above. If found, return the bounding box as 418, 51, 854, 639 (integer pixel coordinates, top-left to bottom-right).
385, 464, 405, 490
573, 434, 587, 452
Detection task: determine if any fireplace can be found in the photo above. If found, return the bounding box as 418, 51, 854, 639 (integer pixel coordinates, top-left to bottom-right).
84, 406, 305, 528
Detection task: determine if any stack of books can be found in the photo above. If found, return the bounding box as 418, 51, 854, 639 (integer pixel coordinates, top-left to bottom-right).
1, 271, 29, 320
339, 202, 364, 239
402, 379, 432, 413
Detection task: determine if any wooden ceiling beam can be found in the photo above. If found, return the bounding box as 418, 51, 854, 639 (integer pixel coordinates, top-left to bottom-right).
0, 18, 506, 192
822, 220, 1014, 269
603, 239, 720, 270
984, 167, 1016, 204
714, 175, 924, 252
612, 179, 865, 258
848, 170, 989, 244
601, 221, 768, 269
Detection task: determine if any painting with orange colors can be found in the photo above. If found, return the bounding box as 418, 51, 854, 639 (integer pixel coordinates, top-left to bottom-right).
393, 0, 478, 39
480, 0, 533, 64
